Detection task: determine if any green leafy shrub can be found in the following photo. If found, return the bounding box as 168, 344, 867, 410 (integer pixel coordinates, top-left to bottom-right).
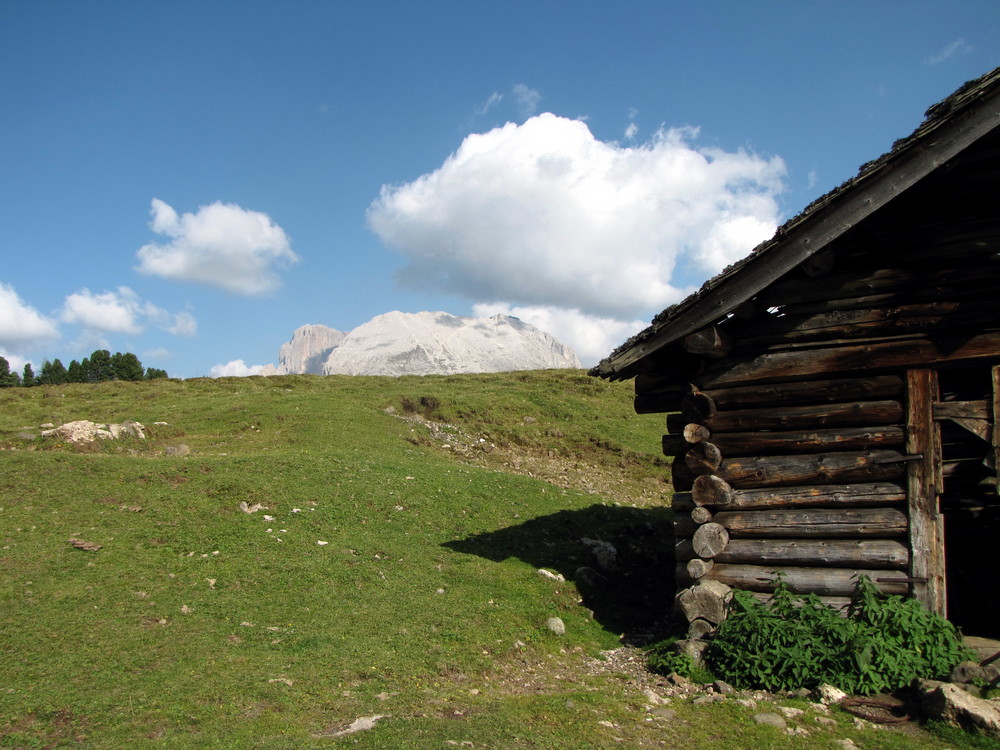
705, 576, 973, 694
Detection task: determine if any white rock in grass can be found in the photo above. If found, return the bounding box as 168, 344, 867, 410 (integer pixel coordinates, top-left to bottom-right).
538, 569, 565, 582
546, 617, 566, 635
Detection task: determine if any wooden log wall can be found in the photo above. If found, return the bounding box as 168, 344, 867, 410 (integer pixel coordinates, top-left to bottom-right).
649, 373, 912, 632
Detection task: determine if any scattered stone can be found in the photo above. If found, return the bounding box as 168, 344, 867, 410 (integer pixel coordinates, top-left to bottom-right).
815, 683, 848, 705
753, 713, 787, 729
814, 716, 837, 726
546, 617, 566, 636
712, 680, 736, 695
643, 689, 666, 705
42, 419, 146, 443
672, 638, 710, 666
165, 444, 191, 456
917, 678, 1000, 740
786, 726, 810, 736
692, 693, 725, 705
667, 673, 691, 687
777, 706, 804, 719
649, 707, 676, 721
68, 537, 102, 552
832, 740, 859, 750
180, 605, 192, 614
268, 677, 294, 687
537, 568, 565, 582
238, 502, 268, 514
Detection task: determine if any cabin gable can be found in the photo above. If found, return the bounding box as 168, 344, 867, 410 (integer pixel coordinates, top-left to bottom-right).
594, 68, 1000, 637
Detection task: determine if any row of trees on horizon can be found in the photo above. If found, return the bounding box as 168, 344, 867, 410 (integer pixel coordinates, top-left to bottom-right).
0, 350, 169, 387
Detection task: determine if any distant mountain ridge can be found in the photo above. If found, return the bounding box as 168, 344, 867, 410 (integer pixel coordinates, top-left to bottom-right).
261, 311, 580, 376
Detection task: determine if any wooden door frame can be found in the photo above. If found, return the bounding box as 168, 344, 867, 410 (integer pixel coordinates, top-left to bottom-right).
906, 369, 947, 617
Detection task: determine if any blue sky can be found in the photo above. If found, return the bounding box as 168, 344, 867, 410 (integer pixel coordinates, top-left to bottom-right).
1, 1, 997, 377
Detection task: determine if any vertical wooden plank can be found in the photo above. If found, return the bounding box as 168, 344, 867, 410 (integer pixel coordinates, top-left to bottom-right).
992, 365, 1000, 487
906, 369, 946, 617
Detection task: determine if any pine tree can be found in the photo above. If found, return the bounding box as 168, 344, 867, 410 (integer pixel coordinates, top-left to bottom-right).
144, 367, 169, 380
86, 350, 114, 382
22, 363, 35, 387
110, 351, 144, 381
67, 360, 85, 383
0, 357, 18, 387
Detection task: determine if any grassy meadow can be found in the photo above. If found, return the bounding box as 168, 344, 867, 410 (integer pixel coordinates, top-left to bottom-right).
0, 372, 982, 748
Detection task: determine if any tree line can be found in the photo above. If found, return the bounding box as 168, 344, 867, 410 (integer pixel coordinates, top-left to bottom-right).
0, 350, 169, 387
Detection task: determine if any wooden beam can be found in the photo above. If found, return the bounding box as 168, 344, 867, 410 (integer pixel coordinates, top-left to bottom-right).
713, 538, 909, 569
694, 330, 1000, 389
906, 369, 947, 617
713, 507, 908, 538
994, 365, 1000, 491
701, 375, 903, 410
692, 477, 906, 510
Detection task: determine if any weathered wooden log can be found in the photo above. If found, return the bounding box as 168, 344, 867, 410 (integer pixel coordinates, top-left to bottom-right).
709, 426, 905, 457
759, 263, 1000, 310
683, 326, 733, 358
692, 522, 729, 558
692, 477, 907, 509
671, 492, 694, 512
718, 450, 907, 488
681, 391, 718, 422
699, 563, 910, 597
691, 475, 734, 506
713, 507, 907, 538
934, 400, 990, 419
684, 422, 711, 444
734, 300, 1000, 350
694, 330, 1000, 390
713, 538, 909, 569
635, 370, 689, 395
748, 591, 851, 613
685, 442, 723, 475
907, 369, 947, 617
701, 375, 903, 410
704, 400, 904, 433
684, 558, 715, 580
687, 618, 717, 638
635, 392, 685, 414
994, 365, 1000, 486
691, 506, 713, 525
662, 434, 689, 457
676, 580, 732, 624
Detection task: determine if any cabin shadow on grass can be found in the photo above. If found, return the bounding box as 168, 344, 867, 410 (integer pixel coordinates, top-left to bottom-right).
444, 504, 677, 640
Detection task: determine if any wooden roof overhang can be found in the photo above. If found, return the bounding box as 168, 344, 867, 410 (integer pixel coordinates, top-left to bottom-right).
592, 67, 1000, 382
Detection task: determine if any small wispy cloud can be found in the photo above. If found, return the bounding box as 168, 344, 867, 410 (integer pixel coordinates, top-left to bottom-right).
624, 122, 639, 141
512, 84, 541, 117
925, 38, 973, 65
476, 92, 503, 115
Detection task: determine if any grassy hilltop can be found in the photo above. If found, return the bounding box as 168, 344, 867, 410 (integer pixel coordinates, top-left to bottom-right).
0, 373, 974, 748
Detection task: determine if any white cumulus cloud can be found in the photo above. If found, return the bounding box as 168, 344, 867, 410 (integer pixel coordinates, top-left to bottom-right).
368, 114, 785, 325
210, 359, 266, 378
136, 199, 298, 295
61, 286, 197, 337
0, 283, 60, 350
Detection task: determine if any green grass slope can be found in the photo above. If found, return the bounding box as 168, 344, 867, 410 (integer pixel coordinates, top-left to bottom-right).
0, 373, 973, 748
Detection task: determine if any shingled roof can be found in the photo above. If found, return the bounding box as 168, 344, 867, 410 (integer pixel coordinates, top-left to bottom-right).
591, 66, 1000, 381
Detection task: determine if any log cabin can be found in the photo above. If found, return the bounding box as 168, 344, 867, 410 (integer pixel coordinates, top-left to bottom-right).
591, 67, 1000, 638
